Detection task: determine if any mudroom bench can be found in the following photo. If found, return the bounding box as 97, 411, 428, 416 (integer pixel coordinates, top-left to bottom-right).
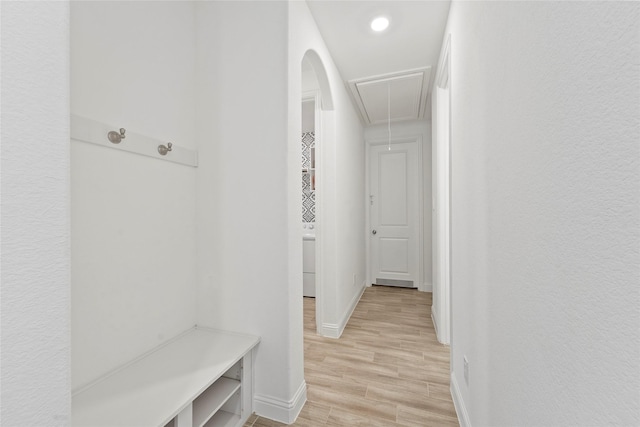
72, 327, 260, 427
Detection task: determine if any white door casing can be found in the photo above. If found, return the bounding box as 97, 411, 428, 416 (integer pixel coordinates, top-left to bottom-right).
433, 34, 451, 345
434, 85, 451, 344
303, 89, 325, 333
368, 140, 420, 288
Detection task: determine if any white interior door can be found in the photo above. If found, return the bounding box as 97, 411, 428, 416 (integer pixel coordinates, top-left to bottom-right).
369, 141, 419, 288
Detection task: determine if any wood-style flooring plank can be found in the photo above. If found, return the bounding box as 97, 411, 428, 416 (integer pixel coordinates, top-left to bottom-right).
396, 405, 460, 427
244, 286, 459, 427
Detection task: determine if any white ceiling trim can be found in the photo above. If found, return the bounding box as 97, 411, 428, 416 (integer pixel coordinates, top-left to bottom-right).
347, 67, 432, 125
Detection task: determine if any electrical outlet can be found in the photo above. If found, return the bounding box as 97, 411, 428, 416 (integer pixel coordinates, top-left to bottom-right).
463, 356, 469, 386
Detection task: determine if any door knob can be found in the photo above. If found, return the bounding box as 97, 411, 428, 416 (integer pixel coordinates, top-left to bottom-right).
372, 230, 377, 235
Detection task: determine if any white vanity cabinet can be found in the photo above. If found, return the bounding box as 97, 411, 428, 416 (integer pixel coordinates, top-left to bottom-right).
303, 236, 316, 297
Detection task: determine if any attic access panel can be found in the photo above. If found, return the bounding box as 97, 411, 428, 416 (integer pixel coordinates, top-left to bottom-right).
348, 68, 431, 125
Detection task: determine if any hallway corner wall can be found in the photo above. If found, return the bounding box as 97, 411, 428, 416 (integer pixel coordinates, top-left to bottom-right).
442, 1, 640, 425
289, 1, 367, 341
194, 1, 300, 423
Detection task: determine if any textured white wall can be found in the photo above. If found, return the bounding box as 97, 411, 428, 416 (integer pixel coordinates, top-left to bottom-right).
365, 120, 432, 292
441, 1, 640, 425
0, 2, 71, 424
70, 1, 198, 390
194, 1, 299, 422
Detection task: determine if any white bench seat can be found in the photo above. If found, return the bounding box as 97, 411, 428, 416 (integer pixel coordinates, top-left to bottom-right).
72, 328, 260, 427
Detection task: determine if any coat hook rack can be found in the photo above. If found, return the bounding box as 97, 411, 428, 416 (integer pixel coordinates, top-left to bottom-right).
72, 115, 197, 167
158, 142, 173, 156
107, 128, 126, 144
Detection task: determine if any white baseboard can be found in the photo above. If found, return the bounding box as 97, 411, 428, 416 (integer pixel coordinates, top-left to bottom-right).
320, 322, 340, 339
320, 283, 365, 339
422, 281, 433, 292
431, 305, 450, 345
254, 380, 307, 424
431, 308, 439, 338
450, 372, 471, 427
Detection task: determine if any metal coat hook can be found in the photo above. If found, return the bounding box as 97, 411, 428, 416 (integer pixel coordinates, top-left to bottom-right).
107, 128, 126, 144
158, 142, 173, 156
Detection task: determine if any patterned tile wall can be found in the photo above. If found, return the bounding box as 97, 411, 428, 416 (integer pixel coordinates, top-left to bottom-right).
302, 132, 315, 223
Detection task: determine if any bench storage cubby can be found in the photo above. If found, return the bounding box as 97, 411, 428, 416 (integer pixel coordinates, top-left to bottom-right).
72, 328, 260, 427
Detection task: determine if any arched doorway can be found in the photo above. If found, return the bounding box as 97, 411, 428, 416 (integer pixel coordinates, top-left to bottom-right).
300, 49, 334, 334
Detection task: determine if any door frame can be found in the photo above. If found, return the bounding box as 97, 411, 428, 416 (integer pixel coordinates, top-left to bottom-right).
302, 89, 324, 332
365, 135, 425, 291
433, 34, 452, 345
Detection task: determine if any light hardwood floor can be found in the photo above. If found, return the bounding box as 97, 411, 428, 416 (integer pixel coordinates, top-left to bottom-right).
244, 286, 459, 426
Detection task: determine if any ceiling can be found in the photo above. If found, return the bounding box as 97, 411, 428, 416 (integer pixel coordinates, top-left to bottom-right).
306, 0, 451, 125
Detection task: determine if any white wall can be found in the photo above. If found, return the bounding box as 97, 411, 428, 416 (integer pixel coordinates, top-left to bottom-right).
289, 1, 367, 340
0, 2, 71, 424
302, 100, 315, 134
70, 1, 198, 390
194, 1, 302, 422
302, 60, 321, 95
365, 120, 432, 292
438, 2, 640, 425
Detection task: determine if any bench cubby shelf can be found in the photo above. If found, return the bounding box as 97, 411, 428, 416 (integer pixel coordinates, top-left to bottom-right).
72, 328, 260, 427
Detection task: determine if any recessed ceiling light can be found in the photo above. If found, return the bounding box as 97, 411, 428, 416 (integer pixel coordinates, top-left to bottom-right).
370, 16, 389, 32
